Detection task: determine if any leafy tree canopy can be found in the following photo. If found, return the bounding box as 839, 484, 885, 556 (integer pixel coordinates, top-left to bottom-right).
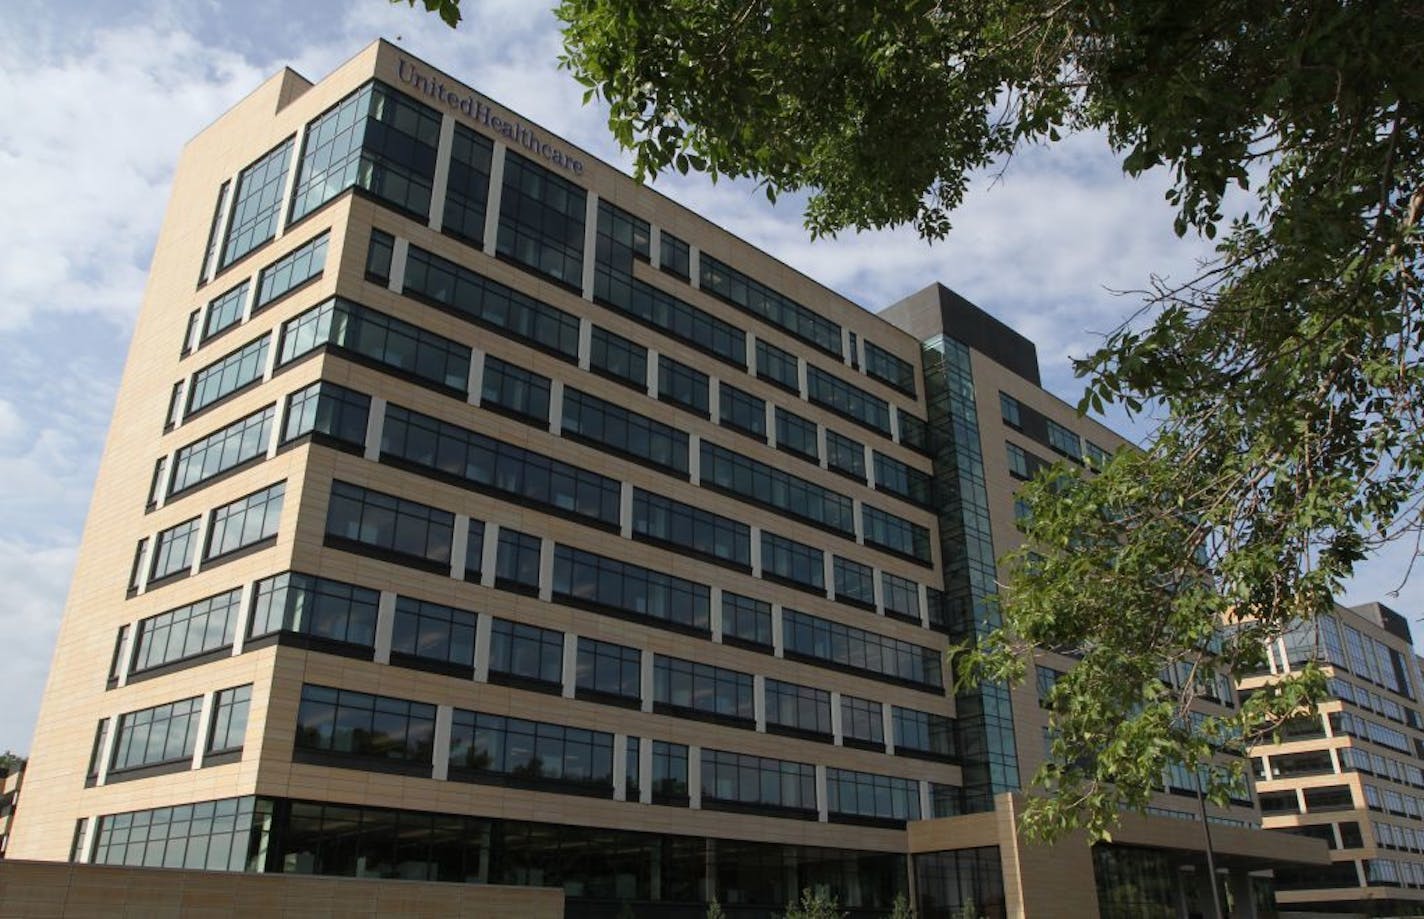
404, 0, 1424, 840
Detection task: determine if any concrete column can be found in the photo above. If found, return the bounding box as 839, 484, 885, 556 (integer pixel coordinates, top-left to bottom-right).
480, 523, 500, 589
852, 499, 864, 543
114, 624, 136, 688
640, 653, 655, 713
467, 349, 485, 407
474, 614, 493, 683
373, 591, 397, 665
750, 526, 763, 578
265, 398, 285, 460
231, 581, 254, 656
918, 780, 931, 821
765, 402, 777, 448
864, 445, 876, 487
872, 570, 885, 617
883, 705, 897, 755
710, 586, 723, 643
688, 746, 702, 808
645, 347, 659, 399
709, 378, 722, 425
274, 128, 304, 238
134, 537, 155, 594
428, 115, 456, 230
202, 175, 239, 287
432, 705, 453, 781
817, 426, 829, 469
240, 271, 260, 324
639, 739, 653, 804
797, 358, 808, 399
562, 634, 578, 699
890, 405, 901, 443
613, 734, 628, 802
688, 433, 700, 485
754, 674, 767, 732
772, 605, 784, 658
450, 514, 469, 581
481, 144, 506, 256
815, 764, 829, 822
823, 553, 835, 601
620, 482, 635, 539
581, 192, 599, 299
830, 691, 843, 746
578, 317, 592, 371
95, 717, 119, 786
918, 583, 931, 628
190, 691, 215, 770
189, 514, 209, 575
538, 537, 556, 603
548, 380, 564, 435
648, 226, 661, 270
389, 237, 410, 293
354, 397, 385, 464
688, 245, 700, 288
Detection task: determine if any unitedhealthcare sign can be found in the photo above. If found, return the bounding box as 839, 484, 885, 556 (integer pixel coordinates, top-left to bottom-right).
398, 58, 587, 176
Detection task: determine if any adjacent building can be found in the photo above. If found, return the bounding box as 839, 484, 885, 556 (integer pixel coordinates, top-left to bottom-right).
8, 40, 1327, 917
1243, 601, 1424, 914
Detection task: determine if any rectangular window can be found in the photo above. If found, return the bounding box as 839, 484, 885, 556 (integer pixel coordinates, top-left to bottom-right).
204, 481, 284, 561
826, 429, 867, 482
442, 122, 494, 244
221, 137, 293, 268
1006, 442, 1029, 479
111, 696, 204, 773
881, 572, 921, 623
166, 381, 186, 429
87, 719, 111, 782
575, 638, 641, 703
899, 411, 929, 453
658, 354, 709, 415
776, 407, 819, 460
365, 229, 393, 284
625, 737, 640, 801
589, 325, 648, 389
254, 232, 328, 312
187, 334, 270, 417
391, 596, 477, 670
281, 380, 370, 448
807, 366, 890, 434
700, 748, 816, 813
1046, 419, 1082, 459
718, 382, 765, 440
402, 244, 581, 360
279, 297, 470, 395
132, 588, 243, 674
1084, 440, 1109, 469
481, 355, 551, 424
129, 537, 149, 592
294, 684, 435, 765
183, 309, 201, 355
202, 281, 250, 344
652, 741, 689, 803
840, 695, 884, 747
169, 405, 274, 496
762, 531, 825, 591
701, 440, 854, 534
893, 706, 957, 760
826, 768, 921, 822
249, 571, 378, 647
659, 231, 690, 279
873, 452, 932, 505
495, 528, 542, 593
862, 505, 933, 564
864, 341, 916, 396
552, 544, 711, 633
198, 179, 231, 283
108, 625, 130, 683
653, 656, 754, 724
290, 81, 441, 223
562, 387, 689, 474
833, 555, 875, 608
755, 338, 799, 393
999, 392, 1021, 429
464, 518, 485, 582
207, 685, 251, 754
150, 518, 200, 582
448, 710, 612, 790
594, 203, 745, 367
323, 479, 453, 569
783, 608, 943, 688
497, 151, 586, 288
722, 591, 773, 649
381, 403, 621, 526
765, 679, 832, 738
488, 618, 563, 687
699, 252, 841, 357
632, 488, 750, 568
91, 797, 259, 872
147, 456, 168, 508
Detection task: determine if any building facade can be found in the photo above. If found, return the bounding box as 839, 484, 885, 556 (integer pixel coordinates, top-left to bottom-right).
1244, 601, 1424, 914
9, 40, 1326, 917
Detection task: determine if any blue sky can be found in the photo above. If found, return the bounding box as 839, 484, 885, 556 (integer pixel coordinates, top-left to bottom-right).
0, 0, 1415, 754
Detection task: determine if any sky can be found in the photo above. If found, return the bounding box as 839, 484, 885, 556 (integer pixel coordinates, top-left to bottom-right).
0, 0, 1416, 755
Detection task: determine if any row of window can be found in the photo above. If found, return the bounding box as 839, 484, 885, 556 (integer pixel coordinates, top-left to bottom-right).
133, 481, 285, 589
89, 685, 250, 781
292, 682, 932, 823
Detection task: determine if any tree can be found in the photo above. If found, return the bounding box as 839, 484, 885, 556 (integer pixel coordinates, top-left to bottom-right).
781, 888, 845, 919
406, 0, 1424, 840
0, 750, 24, 776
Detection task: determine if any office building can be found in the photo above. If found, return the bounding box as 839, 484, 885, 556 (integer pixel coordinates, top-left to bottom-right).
7, 40, 1325, 916
1243, 601, 1424, 914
